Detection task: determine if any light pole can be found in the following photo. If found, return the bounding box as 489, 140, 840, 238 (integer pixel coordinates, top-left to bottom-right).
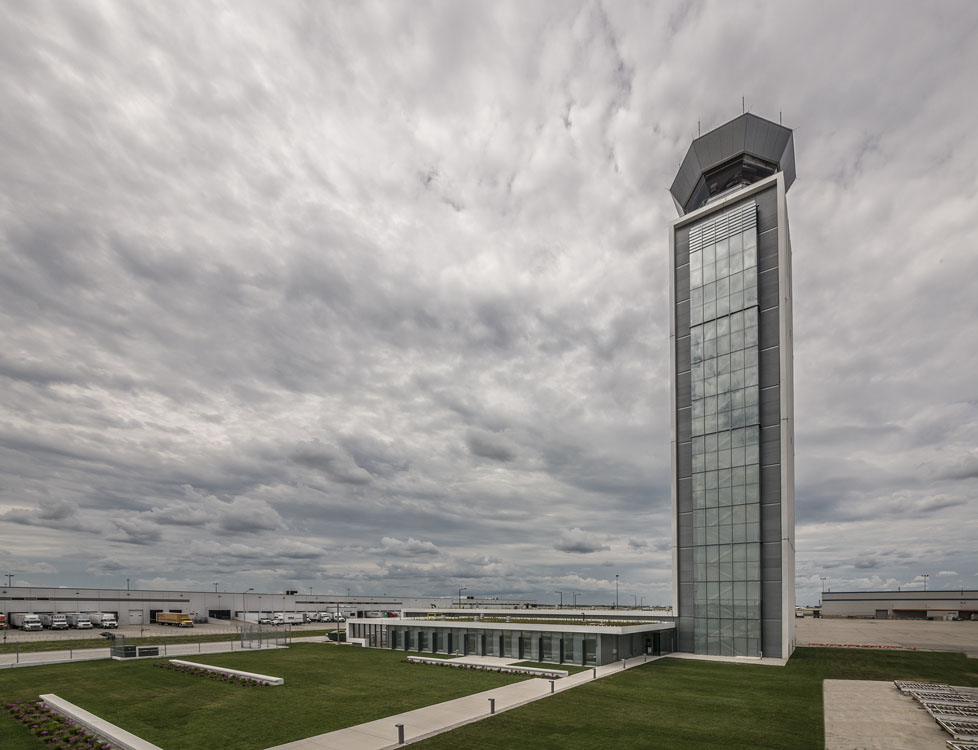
126, 578, 130, 591
921, 574, 929, 591
572, 592, 579, 607
615, 575, 619, 610
243, 588, 253, 621
632, 594, 638, 608
640, 596, 645, 608
820, 577, 826, 593
555, 591, 563, 608
214, 582, 219, 593
458, 587, 467, 608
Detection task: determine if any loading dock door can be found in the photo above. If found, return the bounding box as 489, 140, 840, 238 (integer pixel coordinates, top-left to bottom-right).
875, 609, 888, 620
128, 610, 143, 625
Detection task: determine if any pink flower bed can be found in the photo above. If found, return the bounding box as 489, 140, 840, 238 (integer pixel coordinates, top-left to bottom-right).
2, 699, 114, 749
154, 660, 272, 686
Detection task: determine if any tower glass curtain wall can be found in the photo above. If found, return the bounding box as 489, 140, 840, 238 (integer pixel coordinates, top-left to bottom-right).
689, 201, 762, 656
669, 114, 796, 660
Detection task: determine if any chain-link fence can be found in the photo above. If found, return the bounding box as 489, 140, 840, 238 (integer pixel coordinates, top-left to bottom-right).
240, 624, 290, 649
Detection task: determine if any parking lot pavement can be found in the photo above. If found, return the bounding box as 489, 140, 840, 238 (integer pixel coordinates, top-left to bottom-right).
796, 618, 978, 656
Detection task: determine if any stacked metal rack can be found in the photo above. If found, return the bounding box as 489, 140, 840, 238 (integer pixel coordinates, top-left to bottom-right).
894, 681, 978, 747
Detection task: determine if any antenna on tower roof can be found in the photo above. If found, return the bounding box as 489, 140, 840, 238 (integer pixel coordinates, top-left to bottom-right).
697, 120, 701, 137
780, 110, 783, 124
742, 96, 745, 115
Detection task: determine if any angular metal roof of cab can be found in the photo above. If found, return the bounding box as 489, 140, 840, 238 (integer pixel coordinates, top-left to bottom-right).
670, 113, 795, 215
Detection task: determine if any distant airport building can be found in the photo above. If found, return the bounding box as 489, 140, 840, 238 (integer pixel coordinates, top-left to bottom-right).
822, 590, 978, 620
669, 113, 797, 659
0, 585, 534, 625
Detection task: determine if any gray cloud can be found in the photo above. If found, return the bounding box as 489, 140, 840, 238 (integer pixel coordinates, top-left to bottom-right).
466, 429, 517, 463
0, 1, 975, 607
554, 529, 611, 554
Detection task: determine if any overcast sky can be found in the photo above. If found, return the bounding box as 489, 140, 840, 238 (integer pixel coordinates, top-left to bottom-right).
1, 1, 976, 608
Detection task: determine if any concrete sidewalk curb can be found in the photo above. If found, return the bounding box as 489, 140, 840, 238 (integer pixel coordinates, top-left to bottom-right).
268, 653, 664, 749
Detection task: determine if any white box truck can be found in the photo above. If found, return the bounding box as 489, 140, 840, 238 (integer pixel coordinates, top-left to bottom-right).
271, 612, 304, 625
38, 613, 68, 630
65, 612, 93, 629
10, 613, 44, 631
89, 612, 118, 628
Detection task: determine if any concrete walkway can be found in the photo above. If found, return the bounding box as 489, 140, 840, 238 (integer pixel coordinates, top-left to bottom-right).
267, 653, 661, 749
824, 679, 948, 750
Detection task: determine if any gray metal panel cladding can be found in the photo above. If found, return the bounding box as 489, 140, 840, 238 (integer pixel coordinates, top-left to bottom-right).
761, 502, 782, 539
677, 407, 692, 443
675, 226, 691, 264
677, 370, 691, 405
676, 335, 691, 372
678, 477, 692, 511
759, 346, 780, 384
780, 132, 797, 186
677, 299, 691, 333
758, 229, 779, 273
671, 149, 703, 209
678, 441, 692, 476
759, 385, 781, 425
761, 617, 782, 656
756, 188, 779, 233
675, 264, 690, 302
759, 308, 780, 348
760, 466, 782, 503
758, 268, 780, 311
760, 426, 781, 465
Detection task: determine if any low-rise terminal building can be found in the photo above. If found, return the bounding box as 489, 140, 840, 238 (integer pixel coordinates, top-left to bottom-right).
348, 609, 676, 666
821, 590, 978, 620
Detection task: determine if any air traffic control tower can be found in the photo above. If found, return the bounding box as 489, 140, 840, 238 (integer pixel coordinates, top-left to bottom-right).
668, 113, 796, 659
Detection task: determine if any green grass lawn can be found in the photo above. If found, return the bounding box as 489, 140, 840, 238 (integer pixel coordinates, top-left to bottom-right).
0, 643, 529, 749
413, 647, 978, 750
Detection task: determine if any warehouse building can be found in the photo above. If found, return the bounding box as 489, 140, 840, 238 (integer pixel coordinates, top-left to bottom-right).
822, 590, 978, 619
0, 585, 533, 625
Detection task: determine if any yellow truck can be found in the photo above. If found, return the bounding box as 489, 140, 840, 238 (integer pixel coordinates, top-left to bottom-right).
156, 612, 194, 627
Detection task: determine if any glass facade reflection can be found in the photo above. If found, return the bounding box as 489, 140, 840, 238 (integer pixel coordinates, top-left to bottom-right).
688, 200, 762, 657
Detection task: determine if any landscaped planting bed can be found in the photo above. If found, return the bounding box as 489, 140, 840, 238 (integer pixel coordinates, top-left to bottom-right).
2, 699, 114, 749
155, 660, 277, 686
